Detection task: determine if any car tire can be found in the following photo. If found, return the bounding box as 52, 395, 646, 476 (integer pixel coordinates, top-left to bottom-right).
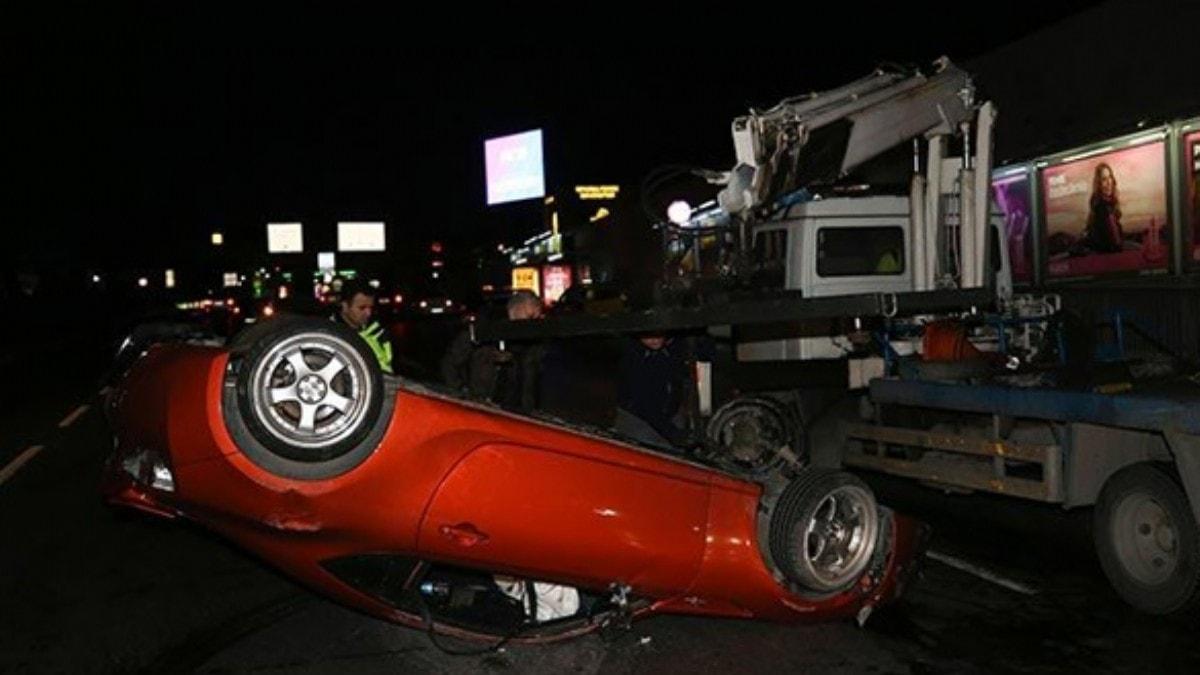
1094, 463, 1200, 615
228, 318, 282, 354
769, 468, 880, 593
225, 317, 393, 479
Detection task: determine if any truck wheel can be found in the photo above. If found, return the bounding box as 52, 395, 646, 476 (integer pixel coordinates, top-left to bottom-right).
1094, 463, 1200, 614
706, 397, 800, 476
225, 318, 392, 479
769, 468, 880, 593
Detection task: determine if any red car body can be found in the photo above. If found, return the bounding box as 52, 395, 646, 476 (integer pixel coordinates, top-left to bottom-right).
103, 343, 925, 641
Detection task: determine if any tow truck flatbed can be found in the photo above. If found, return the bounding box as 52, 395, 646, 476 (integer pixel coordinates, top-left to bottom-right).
473, 288, 995, 342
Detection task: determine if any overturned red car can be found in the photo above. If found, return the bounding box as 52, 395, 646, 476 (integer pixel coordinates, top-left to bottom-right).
103, 318, 925, 643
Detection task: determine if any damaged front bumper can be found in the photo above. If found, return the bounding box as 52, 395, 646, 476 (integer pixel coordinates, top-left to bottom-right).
101, 437, 179, 520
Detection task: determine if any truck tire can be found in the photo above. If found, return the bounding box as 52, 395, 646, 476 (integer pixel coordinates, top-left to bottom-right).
769, 468, 880, 593
1094, 463, 1200, 614
706, 396, 801, 476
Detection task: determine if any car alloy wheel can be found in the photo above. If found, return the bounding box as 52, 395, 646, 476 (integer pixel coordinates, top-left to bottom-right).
770, 468, 880, 593
247, 330, 374, 450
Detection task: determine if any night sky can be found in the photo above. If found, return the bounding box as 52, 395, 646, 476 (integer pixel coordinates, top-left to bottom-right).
10, 3, 1109, 275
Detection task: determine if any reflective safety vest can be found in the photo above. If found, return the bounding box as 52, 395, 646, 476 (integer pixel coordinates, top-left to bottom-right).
358, 321, 394, 374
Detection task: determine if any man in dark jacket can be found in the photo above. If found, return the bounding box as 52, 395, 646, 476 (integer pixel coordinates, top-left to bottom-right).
614, 334, 694, 451
440, 291, 544, 412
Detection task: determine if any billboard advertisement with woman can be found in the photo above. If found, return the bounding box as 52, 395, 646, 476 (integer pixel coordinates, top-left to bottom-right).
991, 172, 1033, 283
1042, 141, 1169, 278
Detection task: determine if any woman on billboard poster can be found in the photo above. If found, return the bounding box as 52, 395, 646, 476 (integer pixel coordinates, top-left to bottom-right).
1082, 163, 1125, 253
1044, 141, 1169, 278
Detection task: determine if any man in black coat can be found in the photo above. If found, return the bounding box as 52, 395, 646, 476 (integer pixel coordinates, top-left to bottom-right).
614, 334, 694, 451
440, 291, 544, 412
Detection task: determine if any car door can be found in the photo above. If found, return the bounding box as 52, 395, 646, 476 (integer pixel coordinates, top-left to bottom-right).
417, 440, 710, 597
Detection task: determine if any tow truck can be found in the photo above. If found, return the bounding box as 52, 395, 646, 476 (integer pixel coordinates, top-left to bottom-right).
476, 58, 1200, 614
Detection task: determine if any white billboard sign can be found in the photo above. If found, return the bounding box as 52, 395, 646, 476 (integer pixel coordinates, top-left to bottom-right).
267, 222, 304, 253
337, 222, 386, 252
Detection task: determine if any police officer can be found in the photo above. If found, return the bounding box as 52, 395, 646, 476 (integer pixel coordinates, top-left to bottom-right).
334, 279, 393, 374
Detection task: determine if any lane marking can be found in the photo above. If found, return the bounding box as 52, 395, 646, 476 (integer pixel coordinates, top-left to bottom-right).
0, 446, 44, 486
927, 549, 1039, 596
58, 404, 91, 428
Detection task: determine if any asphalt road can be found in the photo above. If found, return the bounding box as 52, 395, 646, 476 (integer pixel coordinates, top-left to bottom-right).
2, 334, 1199, 674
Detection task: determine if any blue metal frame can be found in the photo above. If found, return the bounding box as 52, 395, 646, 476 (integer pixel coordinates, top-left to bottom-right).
876, 312, 1067, 367
870, 378, 1200, 435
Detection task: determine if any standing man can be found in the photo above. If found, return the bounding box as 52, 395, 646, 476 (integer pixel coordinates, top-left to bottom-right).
334, 279, 394, 374
441, 290, 544, 412
614, 333, 703, 453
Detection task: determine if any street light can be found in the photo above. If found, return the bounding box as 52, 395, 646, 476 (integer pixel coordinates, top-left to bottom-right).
211, 232, 224, 245
667, 200, 692, 225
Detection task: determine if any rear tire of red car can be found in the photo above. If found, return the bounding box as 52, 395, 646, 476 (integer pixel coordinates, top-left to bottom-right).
224, 317, 394, 480
769, 468, 880, 594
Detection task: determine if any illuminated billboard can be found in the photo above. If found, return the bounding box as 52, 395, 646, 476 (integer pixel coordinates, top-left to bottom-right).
991, 170, 1033, 284
267, 222, 304, 253
541, 264, 572, 306
574, 185, 620, 200
511, 267, 540, 296
337, 222, 386, 252
485, 130, 545, 205
1042, 141, 1169, 278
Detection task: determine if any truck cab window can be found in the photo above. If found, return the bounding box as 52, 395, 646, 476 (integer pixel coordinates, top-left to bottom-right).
816, 226, 905, 277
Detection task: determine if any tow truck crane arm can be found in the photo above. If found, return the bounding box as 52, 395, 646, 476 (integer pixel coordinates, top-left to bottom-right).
718, 58, 976, 220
